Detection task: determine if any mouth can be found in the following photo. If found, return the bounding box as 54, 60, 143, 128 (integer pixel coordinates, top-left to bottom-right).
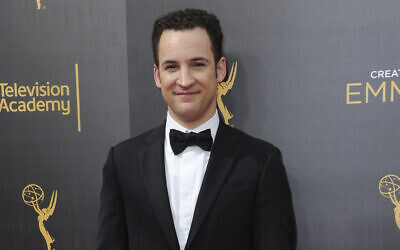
174, 91, 200, 97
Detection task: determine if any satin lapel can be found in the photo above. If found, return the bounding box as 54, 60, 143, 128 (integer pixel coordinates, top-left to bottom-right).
185, 123, 240, 249
138, 123, 180, 250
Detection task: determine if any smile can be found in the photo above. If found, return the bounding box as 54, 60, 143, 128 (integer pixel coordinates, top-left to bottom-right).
175, 91, 200, 97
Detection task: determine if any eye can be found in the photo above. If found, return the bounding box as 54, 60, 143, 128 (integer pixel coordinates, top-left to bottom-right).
164, 65, 177, 71
193, 62, 205, 68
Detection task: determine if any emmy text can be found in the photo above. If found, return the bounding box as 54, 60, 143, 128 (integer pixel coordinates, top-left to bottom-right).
346, 81, 400, 104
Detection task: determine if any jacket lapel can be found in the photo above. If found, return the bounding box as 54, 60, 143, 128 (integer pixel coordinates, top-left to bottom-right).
138, 123, 180, 250
185, 122, 240, 249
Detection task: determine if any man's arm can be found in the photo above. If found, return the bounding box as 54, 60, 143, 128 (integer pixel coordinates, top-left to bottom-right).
253, 147, 297, 250
97, 147, 129, 250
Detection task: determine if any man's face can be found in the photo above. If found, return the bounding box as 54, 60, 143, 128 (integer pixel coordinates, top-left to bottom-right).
154, 27, 226, 126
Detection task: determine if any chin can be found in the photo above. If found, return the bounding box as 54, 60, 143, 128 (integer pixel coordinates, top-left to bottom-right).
177, 110, 200, 122
172, 106, 201, 121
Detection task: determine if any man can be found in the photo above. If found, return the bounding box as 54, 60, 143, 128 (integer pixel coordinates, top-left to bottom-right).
98, 8, 296, 250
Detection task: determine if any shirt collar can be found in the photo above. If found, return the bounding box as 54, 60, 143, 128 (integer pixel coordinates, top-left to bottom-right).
165, 110, 220, 154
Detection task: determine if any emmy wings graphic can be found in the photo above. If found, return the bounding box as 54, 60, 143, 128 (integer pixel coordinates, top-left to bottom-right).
22, 184, 58, 250
217, 61, 237, 125
379, 174, 400, 230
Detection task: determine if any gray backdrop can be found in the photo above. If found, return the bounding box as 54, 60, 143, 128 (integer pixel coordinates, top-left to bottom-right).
0, 0, 129, 249
1, 0, 399, 249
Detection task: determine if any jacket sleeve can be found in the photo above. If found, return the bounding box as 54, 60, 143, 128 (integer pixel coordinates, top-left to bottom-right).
97, 147, 129, 250
253, 147, 297, 250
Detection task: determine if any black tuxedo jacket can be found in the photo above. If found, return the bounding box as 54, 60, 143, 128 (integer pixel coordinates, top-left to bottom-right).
98, 121, 296, 250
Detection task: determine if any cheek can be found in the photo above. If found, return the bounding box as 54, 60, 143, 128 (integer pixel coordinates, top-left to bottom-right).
205, 82, 218, 94
160, 77, 175, 91
198, 74, 217, 90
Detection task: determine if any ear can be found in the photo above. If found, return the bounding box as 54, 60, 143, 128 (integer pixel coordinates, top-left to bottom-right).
216, 56, 227, 83
153, 64, 162, 88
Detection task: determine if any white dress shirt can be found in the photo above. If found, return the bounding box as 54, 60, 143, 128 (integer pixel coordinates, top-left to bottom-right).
164, 111, 219, 250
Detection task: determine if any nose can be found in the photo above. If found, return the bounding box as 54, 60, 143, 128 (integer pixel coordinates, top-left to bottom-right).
177, 67, 195, 88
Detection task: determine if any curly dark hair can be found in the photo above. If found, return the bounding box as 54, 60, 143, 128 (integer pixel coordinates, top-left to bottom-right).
152, 8, 224, 66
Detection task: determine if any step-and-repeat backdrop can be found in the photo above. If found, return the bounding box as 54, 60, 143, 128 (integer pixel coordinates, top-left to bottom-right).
1, 0, 399, 249
0, 0, 129, 249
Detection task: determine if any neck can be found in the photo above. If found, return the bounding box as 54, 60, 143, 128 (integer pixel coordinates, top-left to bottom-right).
168, 109, 216, 130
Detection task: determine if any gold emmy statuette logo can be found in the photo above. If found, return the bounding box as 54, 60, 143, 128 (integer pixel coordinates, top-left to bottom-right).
35, 0, 46, 10
22, 184, 58, 250
217, 61, 237, 125
379, 174, 400, 230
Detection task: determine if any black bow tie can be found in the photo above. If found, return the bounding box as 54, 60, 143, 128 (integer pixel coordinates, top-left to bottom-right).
169, 129, 213, 155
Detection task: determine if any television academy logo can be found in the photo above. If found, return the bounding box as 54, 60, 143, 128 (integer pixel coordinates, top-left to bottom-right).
0, 64, 82, 132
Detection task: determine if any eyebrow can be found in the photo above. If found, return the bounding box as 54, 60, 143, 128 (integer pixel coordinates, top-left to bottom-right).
160, 57, 210, 66
190, 57, 209, 63
161, 60, 177, 66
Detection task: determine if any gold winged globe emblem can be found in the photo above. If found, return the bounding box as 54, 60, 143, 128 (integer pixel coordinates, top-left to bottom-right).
217, 61, 237, 125
379, 174, 400, 230
22, 184, 58, 250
